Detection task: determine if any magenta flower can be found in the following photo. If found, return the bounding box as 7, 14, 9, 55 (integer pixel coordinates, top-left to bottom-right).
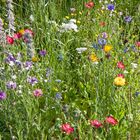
33, 89, 43, 97
0, 91, 6, 100
61, 123, 74, 134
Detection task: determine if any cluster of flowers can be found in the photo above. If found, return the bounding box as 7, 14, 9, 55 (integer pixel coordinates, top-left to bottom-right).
61, 115, 118, 135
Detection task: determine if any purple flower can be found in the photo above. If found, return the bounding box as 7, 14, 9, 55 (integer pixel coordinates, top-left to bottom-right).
39, 50, 47, 56
124, 16, 132, 22
25, 61, 33, 70
27, 77, 38, 85
0, 91, 6, 100
6, 81, 17, 89
98, 38, 107, 46
55, 93, 62, 100
107, 4, 115, 11
5, 54, 16, 63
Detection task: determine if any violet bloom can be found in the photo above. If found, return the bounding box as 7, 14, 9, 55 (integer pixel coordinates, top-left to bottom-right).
5, 54, 16, 63
39, 50, 47, 56
6, 81, 17, 89
25, 61, 32, 70
33, 89, 43, 97
107, 4, 115, 11
27, 77, 38, 85
98, 38, 107, 46
55, 92, 62, 100
0, 91, 6, 100
124, 16, 132, 22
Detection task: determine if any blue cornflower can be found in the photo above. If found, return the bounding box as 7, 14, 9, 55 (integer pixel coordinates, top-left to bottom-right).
124, 16, 132, 22
98, 38, 107, 46
107, 4, 115, 11
55, 93, 62, 100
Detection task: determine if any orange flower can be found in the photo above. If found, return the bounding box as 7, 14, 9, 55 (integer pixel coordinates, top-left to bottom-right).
104, 45, 112, 53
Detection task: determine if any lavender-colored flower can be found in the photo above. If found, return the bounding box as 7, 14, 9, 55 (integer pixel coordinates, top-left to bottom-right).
6, 81, 17, 89
39, 50, 47, 56
55, 93, 62, 100
5, 54, 16, 63
27, 77, 38, 85
107, 4, 115, 11
102, 32, 108, 39
98, 38, 107, 46
124, 16, 132, 22
25, 61, 32, 70
0, 91, 6, 100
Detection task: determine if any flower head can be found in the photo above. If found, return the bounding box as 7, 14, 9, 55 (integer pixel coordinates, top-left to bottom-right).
117, 61, 125, 70
90, 120, 102, 128
61, 123, 74, 134
106, 116, 118, 125
98, 38, 107, 46
33, 89, 43, 97
39, 50, 47, 56
6, 81, 17, 89
27, 77, 38, 85
6, 36, 14, 44
89, 54, 98, 62
85, 1, 94, 9
76, 47, 87, 53
135, 41, 140, 47
124, 16, 132, 22
0, 91, 6, 100
114, 77, 125, 86
103, 45, 112, 53
107, 4, 115, 11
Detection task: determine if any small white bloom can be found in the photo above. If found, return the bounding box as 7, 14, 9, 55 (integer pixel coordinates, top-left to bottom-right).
124, 70, 129, 74
11, 75, 17, 79
131, 63, 138, 69
9, 61, 15, 66
76, 48, 87, 53
104, 1, 108, 4
30, 15, 34, 21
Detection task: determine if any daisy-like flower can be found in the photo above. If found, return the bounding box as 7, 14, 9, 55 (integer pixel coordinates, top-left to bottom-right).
103, 45, 112, 53
61, 123, 74, 135
90, 120, 102, 128
114, 77, 125, 86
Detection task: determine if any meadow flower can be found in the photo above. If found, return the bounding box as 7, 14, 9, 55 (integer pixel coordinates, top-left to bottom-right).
13, 33, 22, 39
117, 74, 124, 78
25, 61, 33, 70
99, 21, 106, 27
106, 116, 118, 125
76, 47, 87, 53
33, 89, 43, 97
61, 123, 74, 134
124, 16, 132, 22
92, 43, 100, 50
6, 81, 17, 89
114, 77, 125, 86
27, 77, 38, 85
70, 8, 76, 13
98, 38, 107, 46
102, 32, 108, 39
117, 61, 125, 70
39, 50, 47, 56
90, 120, 102, 128
89, 54, 98, 62
131, 63, 138, 69
85, 1, 94, 9
135, 41, 140, 47
103, 45, 112, 53
6, 36, 14, 44
55, 93, 62, 100
107, 4, 115, 11
0, 91, 6, 100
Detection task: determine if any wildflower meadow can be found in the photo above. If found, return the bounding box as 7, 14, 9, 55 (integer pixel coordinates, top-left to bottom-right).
0, 0, 140, 139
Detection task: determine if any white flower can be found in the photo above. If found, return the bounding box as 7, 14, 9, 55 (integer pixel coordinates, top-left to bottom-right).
30, 15, 34, 21
11, 75, 17, 79
131, 63, 138, 69
76, 48, 87, 53
124, 70, 129, 74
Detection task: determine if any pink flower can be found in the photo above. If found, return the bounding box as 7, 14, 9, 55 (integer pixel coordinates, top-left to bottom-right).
90, 120, 102, 128
6, 36, 14, 44
33, 89, 43, 97
61, 123, 74, 134
13, 33, 22, 39
106, 116, 118, 125
24, 29, 34, 36
117, 74, 124, 78
135, 41, 140, 47
117, 61, 125, 70
85, 1, 94, 9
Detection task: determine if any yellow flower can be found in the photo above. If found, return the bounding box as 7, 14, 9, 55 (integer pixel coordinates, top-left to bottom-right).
89, 54, 98, 62
76, 20, 81, 24
104, 45, 112, 53
114, 77, 125, 86
65, 16, 69, 19
19, 29, 25, 35
32, 56, 39, 62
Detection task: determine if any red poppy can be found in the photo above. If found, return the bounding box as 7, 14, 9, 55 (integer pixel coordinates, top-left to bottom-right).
6, 36, 14, 44
90, 120, 102, 128
117, 61, 125, 70
117, 74, 124, 78
61, 123, 74, 134
106, 116, 118, 125
99, 21, 106, 27
85, 1, 94, 9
